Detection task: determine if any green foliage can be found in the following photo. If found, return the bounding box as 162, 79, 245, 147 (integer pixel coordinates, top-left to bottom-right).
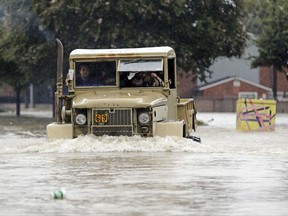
30, 0, 247, 81
0, 0, 247, 95
0, 0, 56, 115
0, 0, 56, 84
0, 0, 248, 115
251, 0, 288, 71
242, 0, 271, 36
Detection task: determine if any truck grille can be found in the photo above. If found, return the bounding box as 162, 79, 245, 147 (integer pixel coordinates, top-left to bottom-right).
92, 108, 133, 136
93, 126, 132, 136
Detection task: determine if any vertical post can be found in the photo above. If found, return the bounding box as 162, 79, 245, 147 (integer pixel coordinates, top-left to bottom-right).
273, 65, 277, 100
272, 0, 277, 101
29, 83, 33, 108
16, 86, 21, 117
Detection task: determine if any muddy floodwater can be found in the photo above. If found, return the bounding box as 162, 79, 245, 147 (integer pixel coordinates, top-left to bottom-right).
0, 112, 288, 216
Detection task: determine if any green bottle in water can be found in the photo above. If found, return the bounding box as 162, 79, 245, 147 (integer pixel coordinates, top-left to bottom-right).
50, 188, 66, 199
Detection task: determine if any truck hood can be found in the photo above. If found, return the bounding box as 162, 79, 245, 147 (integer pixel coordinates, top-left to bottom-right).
72, 90, 167, 108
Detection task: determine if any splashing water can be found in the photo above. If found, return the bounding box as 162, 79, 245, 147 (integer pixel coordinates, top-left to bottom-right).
0, 112, 287, 156
1, 113, 288, 216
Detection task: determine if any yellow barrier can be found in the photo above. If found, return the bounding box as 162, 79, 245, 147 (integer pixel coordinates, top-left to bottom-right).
236, 99, 276, 131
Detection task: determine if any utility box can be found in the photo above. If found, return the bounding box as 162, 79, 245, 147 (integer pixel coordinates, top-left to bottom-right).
236, 99, 276, 131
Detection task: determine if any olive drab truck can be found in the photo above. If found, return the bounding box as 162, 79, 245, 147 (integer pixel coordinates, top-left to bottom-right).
47, 39, 200, 142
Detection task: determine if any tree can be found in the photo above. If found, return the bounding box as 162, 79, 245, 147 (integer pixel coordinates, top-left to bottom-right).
0, 59, 23, 115
250, 0, 288, 99
242, 0, 271, 36
0, 0, 247, 116
31, 0, 247, 81
0, 0, 55, 116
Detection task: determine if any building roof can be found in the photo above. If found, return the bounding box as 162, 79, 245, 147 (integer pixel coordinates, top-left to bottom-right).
198, 76, 272, 91
198, 40, 259, 84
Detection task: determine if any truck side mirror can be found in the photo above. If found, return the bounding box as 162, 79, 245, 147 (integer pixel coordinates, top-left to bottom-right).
65, 69, 74, 85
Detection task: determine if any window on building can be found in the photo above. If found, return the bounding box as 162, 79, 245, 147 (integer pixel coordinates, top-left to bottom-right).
238, 92, 258, 99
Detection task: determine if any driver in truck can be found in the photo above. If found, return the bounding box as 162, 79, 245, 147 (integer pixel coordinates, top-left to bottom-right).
66, 63, 105, 86
76, 64, 95, 86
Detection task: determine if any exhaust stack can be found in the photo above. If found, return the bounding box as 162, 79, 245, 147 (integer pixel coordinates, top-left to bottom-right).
55, 38, 63, 123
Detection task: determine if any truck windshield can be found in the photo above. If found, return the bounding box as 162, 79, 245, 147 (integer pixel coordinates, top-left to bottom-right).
119, 59, 164, 88
118, 59, 163, 72
75, 61, 116, 87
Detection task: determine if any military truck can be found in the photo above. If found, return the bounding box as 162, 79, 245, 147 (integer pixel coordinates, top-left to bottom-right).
47, 39, 199, 142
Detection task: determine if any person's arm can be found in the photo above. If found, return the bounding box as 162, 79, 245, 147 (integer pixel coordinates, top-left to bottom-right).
151, 73, 164, 86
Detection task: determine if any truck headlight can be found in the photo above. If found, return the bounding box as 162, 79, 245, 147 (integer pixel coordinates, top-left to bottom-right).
138, 112, 150, 124
75, 114, 86, 125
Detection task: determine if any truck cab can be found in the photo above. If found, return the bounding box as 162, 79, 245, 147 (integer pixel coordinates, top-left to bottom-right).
47, 44, 198, 140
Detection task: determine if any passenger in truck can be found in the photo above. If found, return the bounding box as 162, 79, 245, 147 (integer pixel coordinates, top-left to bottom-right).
76, 64, 94, 86
131, 72, 164, 87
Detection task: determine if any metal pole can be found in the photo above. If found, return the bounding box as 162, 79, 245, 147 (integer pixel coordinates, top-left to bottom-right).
29, 83, 33, 108
273, 65, 277, 100
273, 0, 278, 100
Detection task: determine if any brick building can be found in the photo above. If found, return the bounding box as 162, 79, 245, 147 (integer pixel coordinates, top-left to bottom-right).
194, 76, 278, 112
190, 40, 288, 112
196, 76, 272, 99
259, 66, 288, 101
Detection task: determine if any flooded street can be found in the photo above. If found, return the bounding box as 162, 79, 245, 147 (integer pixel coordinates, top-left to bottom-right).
1, 112, 288, 215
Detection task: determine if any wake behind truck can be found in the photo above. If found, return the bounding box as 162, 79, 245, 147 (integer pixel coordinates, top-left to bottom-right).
47, 39, 200, 142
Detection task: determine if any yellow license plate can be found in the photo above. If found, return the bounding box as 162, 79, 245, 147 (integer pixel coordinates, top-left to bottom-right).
95, 113, 108, 123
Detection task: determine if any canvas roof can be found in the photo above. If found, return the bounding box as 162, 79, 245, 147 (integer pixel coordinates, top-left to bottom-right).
70, 47, 175, 59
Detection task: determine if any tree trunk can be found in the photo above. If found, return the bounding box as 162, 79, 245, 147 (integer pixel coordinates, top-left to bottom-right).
15, 87, 21, 117
273, 65, 277, 100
